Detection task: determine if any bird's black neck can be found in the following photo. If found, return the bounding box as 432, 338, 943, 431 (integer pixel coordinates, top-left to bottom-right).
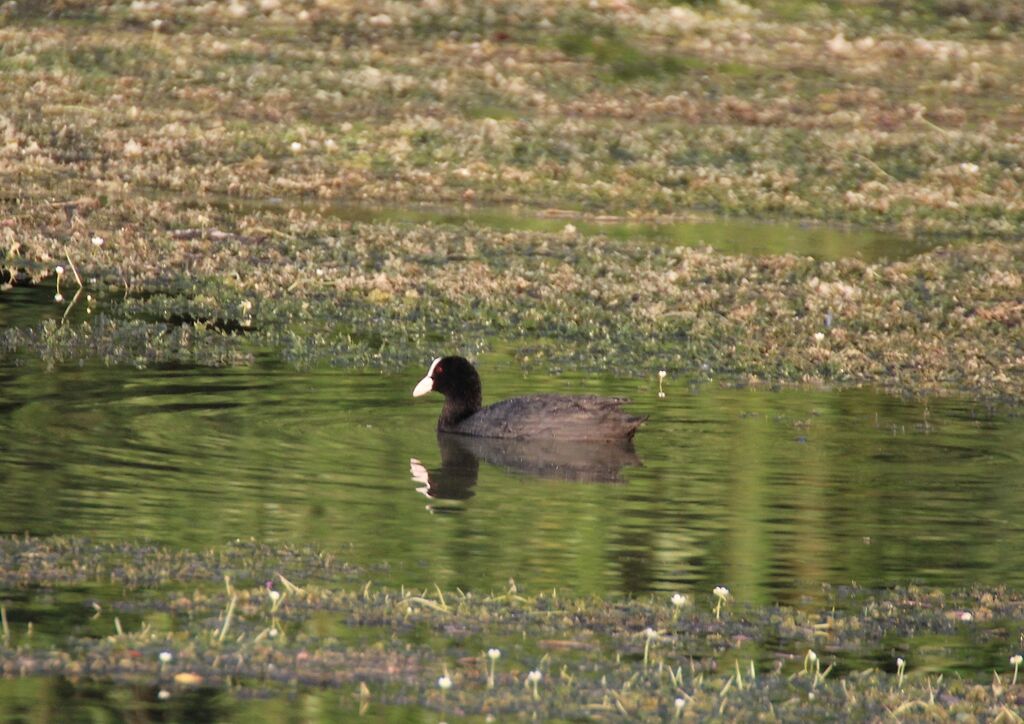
438, 378, 482, 429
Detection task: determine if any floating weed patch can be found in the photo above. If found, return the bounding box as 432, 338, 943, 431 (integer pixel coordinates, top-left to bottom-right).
2, 1, 1024, 402
2, 537, 1024, 719
4, 212, 1024, 403
2, 1, 1024, 236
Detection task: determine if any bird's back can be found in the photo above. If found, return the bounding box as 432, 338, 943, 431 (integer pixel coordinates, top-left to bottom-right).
444, 394, 646, 440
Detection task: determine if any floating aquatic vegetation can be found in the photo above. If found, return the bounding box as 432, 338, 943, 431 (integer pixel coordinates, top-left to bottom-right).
1, 536, 1024, 720
3, 212, 1024, 402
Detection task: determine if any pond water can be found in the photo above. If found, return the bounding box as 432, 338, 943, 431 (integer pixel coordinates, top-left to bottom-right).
212, 194, 929, 261
2, 346, 1022, 605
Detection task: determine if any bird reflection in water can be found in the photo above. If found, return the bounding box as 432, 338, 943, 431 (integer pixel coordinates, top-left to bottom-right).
410, 433, 642, 506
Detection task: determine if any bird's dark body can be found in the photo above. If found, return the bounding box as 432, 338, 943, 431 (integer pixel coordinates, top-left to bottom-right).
440, 393, 644, 440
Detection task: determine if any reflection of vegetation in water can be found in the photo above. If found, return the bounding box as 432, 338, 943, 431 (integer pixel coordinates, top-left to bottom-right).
218, 193, 914, 262
0, 677, 231, 722
1, 362, 1022, 602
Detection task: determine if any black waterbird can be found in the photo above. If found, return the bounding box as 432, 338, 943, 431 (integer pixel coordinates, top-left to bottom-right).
412, 356, 646, 441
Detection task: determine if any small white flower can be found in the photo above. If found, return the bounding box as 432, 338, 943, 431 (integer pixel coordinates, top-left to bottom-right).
1012, 655, 1023, 665
814, 332, 825, 342
643, 627, 658, 640
157, 689, 171, 700
671, 593, 687, 607
674, 697, 686, 712
289, 141, 303, 152
324, 138, 338, 152
268, 590, 281, 603
91, 235, 105, 247
658, 370, 667, 380
959, 162, 980, 174
487, 648, 501, 661
959, 611, 973, 622
806, 649, 817, 663
54, 293, 64, 302
712, 586, 730, 619
525, 669, 542, 700
563, 223, 577, 235
159, 651, 173, 664
437, 675, 452, 690
268, 627, 279, 638
55, 265, 65, 275
896, 657, 905, 667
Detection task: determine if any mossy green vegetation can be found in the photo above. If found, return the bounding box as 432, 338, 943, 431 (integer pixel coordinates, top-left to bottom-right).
3, 0, 1024, 234
4, 212, 1023, 401
2, 2, 1024, 716
1, 0, 1022, 402
2, 536, 1024, 720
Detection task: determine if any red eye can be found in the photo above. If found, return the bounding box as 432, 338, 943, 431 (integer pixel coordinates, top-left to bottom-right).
435, 365, 443, 375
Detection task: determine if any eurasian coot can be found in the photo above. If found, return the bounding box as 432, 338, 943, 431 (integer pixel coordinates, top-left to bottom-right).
412, 356, 646, 440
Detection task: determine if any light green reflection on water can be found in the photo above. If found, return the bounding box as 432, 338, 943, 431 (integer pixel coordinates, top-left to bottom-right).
212, 194, 925, 261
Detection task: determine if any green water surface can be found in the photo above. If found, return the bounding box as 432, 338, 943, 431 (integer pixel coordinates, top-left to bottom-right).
2, 352, 1021, 603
